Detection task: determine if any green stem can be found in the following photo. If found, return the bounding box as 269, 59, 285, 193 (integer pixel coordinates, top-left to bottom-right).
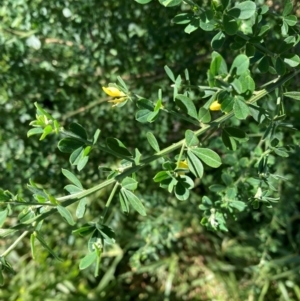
1, 231, 29, 257
236, 32, 274, 57
6, 70, 300, 234
101, 182, 120, 223
0, 201, 56, 207
176, 143, 186, 169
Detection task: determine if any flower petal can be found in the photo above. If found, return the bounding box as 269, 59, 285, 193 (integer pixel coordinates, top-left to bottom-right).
102, 86, 125, 97
178, 160, 189, 169
209, 100, 221, 111
108, 97, 127, 107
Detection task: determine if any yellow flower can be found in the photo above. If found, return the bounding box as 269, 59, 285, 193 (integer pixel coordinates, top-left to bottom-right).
178, 160, 189, 169
177, 160, 189, 176
107, 97, 127, 107
102, 86, 125, 97
209, 100, 221, 111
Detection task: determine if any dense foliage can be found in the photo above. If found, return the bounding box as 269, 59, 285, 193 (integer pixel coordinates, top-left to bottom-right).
1, 0, 300, 300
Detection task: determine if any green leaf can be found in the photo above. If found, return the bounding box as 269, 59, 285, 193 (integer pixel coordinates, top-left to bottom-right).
88, 230, 102, 252
146, 132, 160, 152
121, 188, 146, 216
58, 138, 85, 153
175, 75, 182, 89
230, 41, 244, 51
159, 0, 182, 7
198, 107, 211, 123
69, 122, 87, 140
62, 169, 83, 188
211, 51, 228, 75
278, 36, 295, 53
27, 127, 44, 137
221, 0, 230, 9
237, 73, 254, 93
135, 109, 152, 123
77, 155, 89, 171
209, 184, 226, 192
18, 208, 35, 223
119, 191, 129, 213
174, 176, 194, 201
200, 10, 216, 31
230, 200, 246, 211
223, 14, 238, 35
35, 233, 62, 261
191, 148, 222, 168
222, 173, 233, 186
258, 56, 270, 73
79, 251, 97, 270
210, 55, 222, 77
40, 124, 53, 140
184, 17, 200, 34
230, 54, 249, 75
222, 131, 237, 151
284, 15, 297, 26
134, 148, 142, 165
187, 150, 204, 178
259, 4, 269, 14
64, 184, 82, 194
106, 138, 132, 157
281, 21, 289, 36
73, 225, 95, 237
221, 95, 234, 113
135, 0, 152, 3
153, 171, 172, 183
172, 13, 193, 24
185, 130, 199, 147
259, 25, 271, 36
245, 43, 255, 57
121, 177, 138, 191
283, 54, 300, 67
175, 94, 198, 119
93, 129, 101, 145
0, 270, 3, 286
273, 147, 289, 157
233, 97, 249, 120
146, 110, 160, 123
211, 31, 226, 49
34, 102, 53, 119
231, 78, 243, 94
76, 198, 87, 219
284, 92, 300, 100
57, 205, 75, 226
164, 65, 175, 82
234, 1, 256, 19
69, 147, 84, 165
30, 233, 36, 260
0, 209, 8, 227
283, 0, 293, 16
275, 57, 286, 75
117, 76, 128, 92
223, 127, 247, 139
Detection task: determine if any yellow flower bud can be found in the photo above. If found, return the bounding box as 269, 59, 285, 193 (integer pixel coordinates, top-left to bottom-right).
102, 86, 125, 97
178, 160, 188, 169
177, 160, 189, 175
107, 97, 127, 107
209, 100, 221, 111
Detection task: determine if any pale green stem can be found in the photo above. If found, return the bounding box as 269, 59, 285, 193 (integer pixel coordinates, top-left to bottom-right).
7, 70, 300, 232
0, 201, 56, 207
101, 182, 120, 223
1, 231, 29, 257
176, 143, 186, 169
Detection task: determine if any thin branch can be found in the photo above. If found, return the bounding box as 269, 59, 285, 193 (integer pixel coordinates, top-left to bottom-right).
1, 231, 29, 257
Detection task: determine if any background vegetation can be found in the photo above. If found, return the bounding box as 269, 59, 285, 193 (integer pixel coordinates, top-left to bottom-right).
1, 0, 300, 300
